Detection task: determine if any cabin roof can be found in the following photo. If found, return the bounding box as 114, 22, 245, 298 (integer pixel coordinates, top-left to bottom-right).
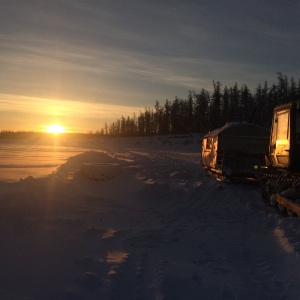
203, 122, 270, 138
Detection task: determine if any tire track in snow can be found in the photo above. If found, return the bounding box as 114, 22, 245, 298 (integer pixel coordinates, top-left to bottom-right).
69, 147, 300, 299
128, 150, 298, 299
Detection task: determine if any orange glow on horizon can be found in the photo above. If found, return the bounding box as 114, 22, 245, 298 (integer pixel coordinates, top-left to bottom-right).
45, 124, 66, 134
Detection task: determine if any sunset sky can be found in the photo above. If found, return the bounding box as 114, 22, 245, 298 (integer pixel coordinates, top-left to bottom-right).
1, 0, 300, 132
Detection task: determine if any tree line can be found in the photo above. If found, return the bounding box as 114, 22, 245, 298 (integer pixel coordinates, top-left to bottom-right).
100, 73, 300, 136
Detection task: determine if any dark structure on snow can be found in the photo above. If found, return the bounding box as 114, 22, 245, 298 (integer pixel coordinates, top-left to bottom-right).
201, 122, 270, 179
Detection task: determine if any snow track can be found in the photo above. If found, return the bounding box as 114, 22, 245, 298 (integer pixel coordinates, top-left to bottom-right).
68, 148, 300, 299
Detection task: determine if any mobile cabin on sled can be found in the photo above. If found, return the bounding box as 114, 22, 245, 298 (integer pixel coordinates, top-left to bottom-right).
201, 122, 270, 179
260, 100, 300, 217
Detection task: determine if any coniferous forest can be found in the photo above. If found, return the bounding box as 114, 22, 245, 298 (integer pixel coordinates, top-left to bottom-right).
101, 73, 300, 136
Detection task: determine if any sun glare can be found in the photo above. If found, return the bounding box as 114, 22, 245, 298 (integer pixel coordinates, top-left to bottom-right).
45, 124, 66, 134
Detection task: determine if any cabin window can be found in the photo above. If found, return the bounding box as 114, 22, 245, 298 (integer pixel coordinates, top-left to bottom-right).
277, 111, 289, 140
206, 138, 211, 149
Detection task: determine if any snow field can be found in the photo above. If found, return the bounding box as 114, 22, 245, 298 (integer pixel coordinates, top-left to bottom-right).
1, 135, 300, 299
80, 163, 122, 181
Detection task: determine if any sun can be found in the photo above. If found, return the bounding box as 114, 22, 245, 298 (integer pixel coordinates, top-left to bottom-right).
45, 123, 66, 134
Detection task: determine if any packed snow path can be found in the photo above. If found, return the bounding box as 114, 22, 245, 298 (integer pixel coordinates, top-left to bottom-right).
1, 136, 300, 299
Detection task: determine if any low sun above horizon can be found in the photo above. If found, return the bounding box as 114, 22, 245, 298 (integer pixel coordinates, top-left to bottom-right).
45, 124, 66, 134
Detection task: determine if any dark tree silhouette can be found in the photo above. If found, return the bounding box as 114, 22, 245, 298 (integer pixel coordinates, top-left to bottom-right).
101, 74, 300, 136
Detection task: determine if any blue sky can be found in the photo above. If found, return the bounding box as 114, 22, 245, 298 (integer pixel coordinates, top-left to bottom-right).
1, 0, 300, 132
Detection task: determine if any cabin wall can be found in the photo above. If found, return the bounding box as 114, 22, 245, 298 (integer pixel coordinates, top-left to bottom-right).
218, 136, 269, 154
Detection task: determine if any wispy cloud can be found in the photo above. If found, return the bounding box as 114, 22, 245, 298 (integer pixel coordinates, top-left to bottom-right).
0, 0, 300, 130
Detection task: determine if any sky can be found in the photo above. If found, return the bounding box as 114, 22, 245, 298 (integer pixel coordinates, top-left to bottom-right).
1, 0, 300, 133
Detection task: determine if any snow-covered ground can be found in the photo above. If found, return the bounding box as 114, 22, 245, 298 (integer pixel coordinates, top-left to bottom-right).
1, 135, 300, 300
